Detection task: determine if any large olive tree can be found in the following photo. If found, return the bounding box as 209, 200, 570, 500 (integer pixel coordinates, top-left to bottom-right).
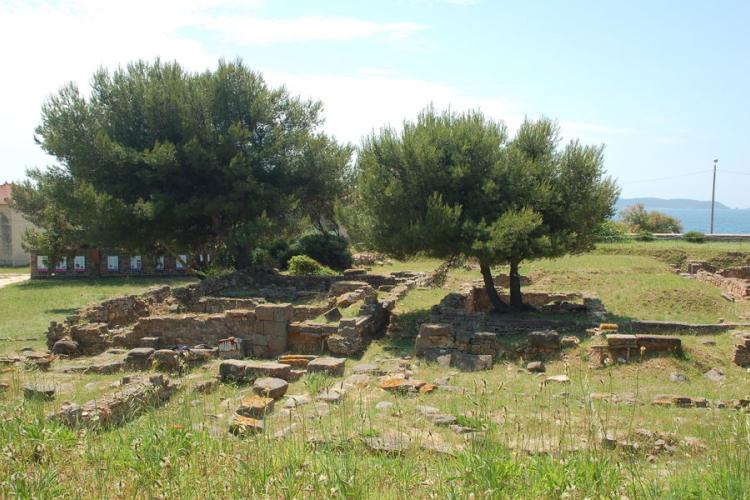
14, 58, 352, 268
347, 107, 619, 311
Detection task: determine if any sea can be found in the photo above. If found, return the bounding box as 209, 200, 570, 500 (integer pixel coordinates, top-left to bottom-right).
641, 208, 750, 234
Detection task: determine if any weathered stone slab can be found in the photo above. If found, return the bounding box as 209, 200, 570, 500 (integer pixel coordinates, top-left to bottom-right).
124, 348, 155, 370
219, 360, 292, 383
307, 356, 346, 377
450, 352, 493, 372
253, 377, 289, 400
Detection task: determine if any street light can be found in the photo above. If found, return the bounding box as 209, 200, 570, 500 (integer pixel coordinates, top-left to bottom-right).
710, 159, 718, 234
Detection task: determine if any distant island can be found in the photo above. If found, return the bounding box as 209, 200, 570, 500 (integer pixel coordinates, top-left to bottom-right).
616, 197, 731, 210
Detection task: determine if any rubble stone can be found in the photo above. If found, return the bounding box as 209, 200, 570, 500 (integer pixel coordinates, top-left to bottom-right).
237, 396, 275, 418
23, 383, 55, 400
526, 361, 546, 373
51, 377, 178, 427
52, 339, 80, 356
229, 415, 264, 435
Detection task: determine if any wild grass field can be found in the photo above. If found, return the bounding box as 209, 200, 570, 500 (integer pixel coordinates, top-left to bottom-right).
0, 277, 197, 354
1, 241, 749, 497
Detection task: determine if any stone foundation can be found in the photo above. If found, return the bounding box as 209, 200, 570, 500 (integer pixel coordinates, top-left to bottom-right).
689, 264, 750, 300
50, 375, 179, 428
44, 268, 424, 361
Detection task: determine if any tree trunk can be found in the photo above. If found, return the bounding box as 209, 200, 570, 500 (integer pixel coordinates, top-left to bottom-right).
479, 261, 508, 312
233, 245, 252, 269
509, 259, 523, 311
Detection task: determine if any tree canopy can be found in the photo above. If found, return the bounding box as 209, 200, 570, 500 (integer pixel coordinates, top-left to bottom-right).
14, 59, 352, 268
346, 107, 619, 311
619, 204, 683, 234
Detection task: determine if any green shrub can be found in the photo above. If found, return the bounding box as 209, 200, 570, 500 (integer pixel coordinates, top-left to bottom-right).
683, 231, 706, 243
593, 220, 628, 243
635, 230, 655, 242
287, 255, 337, 276
283, 231, 353, 270
619, 204, 682, 233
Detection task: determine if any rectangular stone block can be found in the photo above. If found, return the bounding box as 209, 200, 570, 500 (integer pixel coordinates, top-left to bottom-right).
273, 304, 294, 322
219, 359, 292, 382
255, 304, 276, 321
307, 356, 346, 377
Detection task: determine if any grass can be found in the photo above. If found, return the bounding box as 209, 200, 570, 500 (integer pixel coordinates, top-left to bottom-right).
0, 266, 28, 274
0, 277, 196, 353
1, 241, 750, 497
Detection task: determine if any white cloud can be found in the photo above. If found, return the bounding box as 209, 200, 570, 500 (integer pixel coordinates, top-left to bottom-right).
0, 0, 629, 183
202, 16, 423, 45
264, 71, 523, 145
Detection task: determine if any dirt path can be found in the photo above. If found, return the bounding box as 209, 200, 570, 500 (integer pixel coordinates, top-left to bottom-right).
0, 274, 29, 289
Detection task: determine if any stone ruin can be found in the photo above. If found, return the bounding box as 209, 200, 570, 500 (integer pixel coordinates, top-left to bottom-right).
589, 330, 682, 365
45, 269, 427, 365
685, 261, 750, 301
51, 375, 179, 428
733, 332, 750, 366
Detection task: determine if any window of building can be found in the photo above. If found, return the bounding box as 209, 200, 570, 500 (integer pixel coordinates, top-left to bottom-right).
74, 255, 86, 272
130, 255, 142, 271
55, 257, 67, 272
176, 254, 188, 270
36, 255, 48, 272
155, 256, 165, 271
107, 255, 119, 272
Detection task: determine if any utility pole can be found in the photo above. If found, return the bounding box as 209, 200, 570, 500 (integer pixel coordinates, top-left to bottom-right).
710, 159, 718, 234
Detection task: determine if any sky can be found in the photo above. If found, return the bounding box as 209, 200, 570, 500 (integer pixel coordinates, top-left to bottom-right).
1, 0, 749, 207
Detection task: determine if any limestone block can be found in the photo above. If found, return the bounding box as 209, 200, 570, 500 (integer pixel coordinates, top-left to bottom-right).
237, 396, 274, 418
307, 356, 346, 377
527, 330, 561, 351
124, 347, 155, 370
451, 352, 493, 372
415, 323, 454, 356
253, 377, 289, 400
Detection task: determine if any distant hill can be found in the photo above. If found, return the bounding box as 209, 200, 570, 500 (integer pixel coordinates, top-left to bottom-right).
616, 197, 731, 210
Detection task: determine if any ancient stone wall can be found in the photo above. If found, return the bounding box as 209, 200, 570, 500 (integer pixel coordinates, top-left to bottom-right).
127, 304, 293, 357
695, 269, 750, 299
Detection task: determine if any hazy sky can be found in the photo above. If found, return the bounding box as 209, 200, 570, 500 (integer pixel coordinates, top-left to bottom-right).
2, 0, 749, 207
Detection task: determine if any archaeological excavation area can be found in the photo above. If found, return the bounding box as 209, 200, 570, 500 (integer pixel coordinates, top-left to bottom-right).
2, 249, 750, 497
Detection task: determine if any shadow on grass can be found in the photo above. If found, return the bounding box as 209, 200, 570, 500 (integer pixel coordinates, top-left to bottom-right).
16, 277, 196, 290
44, 308, 79, 315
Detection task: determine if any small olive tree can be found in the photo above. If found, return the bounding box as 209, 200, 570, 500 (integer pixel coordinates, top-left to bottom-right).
347, 107, 619, 311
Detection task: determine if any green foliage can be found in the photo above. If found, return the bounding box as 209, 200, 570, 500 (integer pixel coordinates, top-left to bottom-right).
635, 230, 655, 241
14, 58, 352, 267
282, 231, 353, 270
683, 231, 706, 243
286, 255, 337, 276
347, 107, 619, 309
593, 220, 628, 243
619, 204, 682, 233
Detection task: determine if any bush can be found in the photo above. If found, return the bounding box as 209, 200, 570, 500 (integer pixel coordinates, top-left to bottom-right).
683, 231, 706, 243
635, 230, 655, 241
619, 204, 682, 233
287, 255, 337, 276
593, 220, 628, 243
283, 231, 353, 270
